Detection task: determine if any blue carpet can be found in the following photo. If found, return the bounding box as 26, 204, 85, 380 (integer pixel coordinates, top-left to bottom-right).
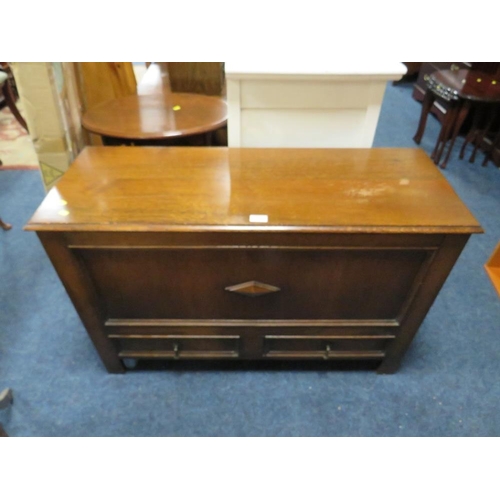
1, 82, 499, 436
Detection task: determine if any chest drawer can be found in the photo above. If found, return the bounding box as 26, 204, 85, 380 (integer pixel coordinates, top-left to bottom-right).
112, 335, 240, 359
78, 247, 432, 322
263, 335, 390, 359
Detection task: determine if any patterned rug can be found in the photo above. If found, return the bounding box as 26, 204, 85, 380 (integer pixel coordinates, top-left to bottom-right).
0, 105, 39, 170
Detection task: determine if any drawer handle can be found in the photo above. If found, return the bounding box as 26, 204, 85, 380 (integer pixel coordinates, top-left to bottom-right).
324, 344, 331, 360
450, 64, 460, 71
225, 280, 280, 297
173, 342, 180, 359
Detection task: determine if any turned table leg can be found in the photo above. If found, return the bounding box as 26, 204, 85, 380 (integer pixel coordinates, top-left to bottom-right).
460, 103, 482, 160
431, 103, 458, 164
440, 99, 471, 169
413, 89, 436, 144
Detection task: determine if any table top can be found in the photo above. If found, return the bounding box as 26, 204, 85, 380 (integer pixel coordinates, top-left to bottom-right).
81, 92, 227, 140
26, 147, 482, 234
428, 69, 500, 102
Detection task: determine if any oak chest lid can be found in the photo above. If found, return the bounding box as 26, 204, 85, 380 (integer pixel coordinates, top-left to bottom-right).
25, 147, 483, 234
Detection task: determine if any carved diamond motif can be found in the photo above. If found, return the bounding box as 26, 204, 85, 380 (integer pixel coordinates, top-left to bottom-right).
225, 280, 281, 297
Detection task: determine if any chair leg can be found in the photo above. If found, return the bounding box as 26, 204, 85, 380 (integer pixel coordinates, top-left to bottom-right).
0, 217, 12, 230
2, 80, 28, 131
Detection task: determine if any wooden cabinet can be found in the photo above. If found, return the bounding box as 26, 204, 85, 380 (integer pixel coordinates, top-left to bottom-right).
25, 147, 482, 374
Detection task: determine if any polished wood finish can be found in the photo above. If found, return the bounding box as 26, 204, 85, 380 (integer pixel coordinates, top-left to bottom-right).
81, 93, 227, 144
412, 62, 472, 119
75, 62, 137, 146
26, 147, 481, 233
26, 147, 482, 374
77, 247, 428, 320
136, 63, 228, 146
37, 232, 125, 373
431, 69, 500, 102
485, 241, 500, 297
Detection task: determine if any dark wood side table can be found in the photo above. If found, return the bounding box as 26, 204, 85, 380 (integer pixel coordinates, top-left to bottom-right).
412, 63, 472, 122
25, 147, 482, 374
81, 92, 227, 146
413, 69, 500, 168
412, 63, 500, 122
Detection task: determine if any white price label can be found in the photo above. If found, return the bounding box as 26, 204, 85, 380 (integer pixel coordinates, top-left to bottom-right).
249, 214, 268, 223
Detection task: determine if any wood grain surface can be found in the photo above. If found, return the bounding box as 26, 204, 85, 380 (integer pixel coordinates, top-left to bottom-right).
25, 147, 483, 234
81, 93, 227, 140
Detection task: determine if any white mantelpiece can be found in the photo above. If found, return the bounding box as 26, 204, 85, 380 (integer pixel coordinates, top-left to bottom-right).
225, 62, 406, 148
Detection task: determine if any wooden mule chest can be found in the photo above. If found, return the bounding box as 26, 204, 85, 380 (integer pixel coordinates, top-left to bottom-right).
25, 147, 482, 373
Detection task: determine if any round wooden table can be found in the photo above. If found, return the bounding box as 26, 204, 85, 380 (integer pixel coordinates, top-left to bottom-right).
82, 92, 227, 146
